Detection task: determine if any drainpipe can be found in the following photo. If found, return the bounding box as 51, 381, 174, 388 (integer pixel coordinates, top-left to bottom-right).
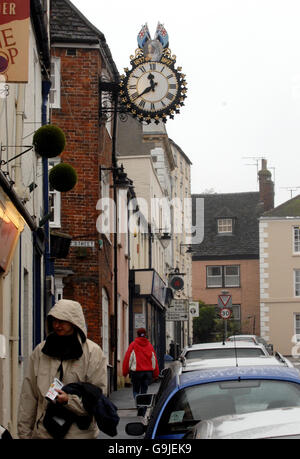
10, 83, 26, 436
42, 80, 52, 318
112, 87, 119, 392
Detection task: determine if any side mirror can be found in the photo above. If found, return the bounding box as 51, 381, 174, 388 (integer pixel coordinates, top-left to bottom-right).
159, 368, 169, 378
125, 422, 146, 436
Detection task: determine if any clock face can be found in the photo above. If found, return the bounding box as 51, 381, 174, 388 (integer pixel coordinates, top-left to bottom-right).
127, 62, 178, 113
120, 53, 187, 123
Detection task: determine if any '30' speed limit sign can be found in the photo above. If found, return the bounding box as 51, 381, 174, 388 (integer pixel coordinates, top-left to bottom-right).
220, 308, 232, 320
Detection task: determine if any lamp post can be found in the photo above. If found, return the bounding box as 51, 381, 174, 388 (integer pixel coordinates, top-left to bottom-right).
99, 79, 134, 391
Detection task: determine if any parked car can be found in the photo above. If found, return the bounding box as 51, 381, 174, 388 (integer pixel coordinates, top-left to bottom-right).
227, 335, 274, 355
126, 365, 300, 439
180, 354, 294, 373
183, 406, 300, 439
179, 341, 270, 366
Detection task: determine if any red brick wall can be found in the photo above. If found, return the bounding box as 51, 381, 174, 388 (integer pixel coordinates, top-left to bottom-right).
192, 259, 260, 335
51, 47, 113, 346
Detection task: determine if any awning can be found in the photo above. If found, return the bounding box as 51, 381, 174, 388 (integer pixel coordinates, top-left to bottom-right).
0, 199, 25, 274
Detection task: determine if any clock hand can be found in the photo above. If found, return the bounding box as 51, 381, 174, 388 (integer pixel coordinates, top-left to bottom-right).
132, 85, 153, 100
150, 80, 158, 91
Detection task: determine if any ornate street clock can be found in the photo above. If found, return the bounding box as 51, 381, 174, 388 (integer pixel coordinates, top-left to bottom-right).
119, 23, 187, 124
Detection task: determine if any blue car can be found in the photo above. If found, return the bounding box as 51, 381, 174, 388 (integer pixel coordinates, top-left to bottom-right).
126, 365, 300, 439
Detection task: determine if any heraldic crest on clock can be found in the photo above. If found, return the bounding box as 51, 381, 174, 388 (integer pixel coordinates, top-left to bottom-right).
119, 23, 188, 124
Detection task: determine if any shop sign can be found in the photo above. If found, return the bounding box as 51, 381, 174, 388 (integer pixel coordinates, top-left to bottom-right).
151, 270, 167, 306
0, 0, 30, 83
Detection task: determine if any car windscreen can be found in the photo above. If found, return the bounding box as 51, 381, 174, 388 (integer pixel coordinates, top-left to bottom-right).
155, 379, 300, 437
184, 348, 265, 359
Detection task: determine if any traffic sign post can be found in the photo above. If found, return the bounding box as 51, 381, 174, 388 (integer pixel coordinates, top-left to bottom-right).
218, 292, 232, 341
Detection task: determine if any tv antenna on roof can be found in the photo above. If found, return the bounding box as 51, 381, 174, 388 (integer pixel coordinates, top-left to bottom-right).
242, 156, 266, 180
280, 187, 300, 199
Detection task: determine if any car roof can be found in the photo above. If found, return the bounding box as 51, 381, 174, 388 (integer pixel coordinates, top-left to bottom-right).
228, 335, 257, 339
194, 407, 300, 439
149, 364, 300, 426
180, 356, 292, 372
178, 365, 300, 388
182, 341, 264, 351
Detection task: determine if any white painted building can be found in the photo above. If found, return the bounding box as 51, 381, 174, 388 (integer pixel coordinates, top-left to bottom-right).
0, 0, 51, 436
259, 195, 300, 355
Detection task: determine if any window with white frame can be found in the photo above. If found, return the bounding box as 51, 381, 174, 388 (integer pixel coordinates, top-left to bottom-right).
294, 314, 300, 341
295, 270, 300, 296
49, 57, 61, 109
207, 265, 240, 288
49, 159, 61, 228
99, 168, 112, 240
218, 218, 233, 234
224, 266, 240, 287
207, 266, 222, 287
294, 227, 300, 253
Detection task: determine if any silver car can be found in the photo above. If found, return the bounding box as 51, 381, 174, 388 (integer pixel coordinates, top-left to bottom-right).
227, 335, 274, 355
179, 341, 292, 372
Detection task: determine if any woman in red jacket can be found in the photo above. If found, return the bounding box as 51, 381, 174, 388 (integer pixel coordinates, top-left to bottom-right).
122, 328, 159, 409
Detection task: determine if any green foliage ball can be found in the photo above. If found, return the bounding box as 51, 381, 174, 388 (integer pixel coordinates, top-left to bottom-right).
33, 124, 66, 158
49, 163, 77, 192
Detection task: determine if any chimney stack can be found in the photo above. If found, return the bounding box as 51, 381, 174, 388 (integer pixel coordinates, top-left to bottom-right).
258, 159, 274, 212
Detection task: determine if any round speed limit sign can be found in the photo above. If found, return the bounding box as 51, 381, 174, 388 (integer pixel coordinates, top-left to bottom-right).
220, 308, 232, 320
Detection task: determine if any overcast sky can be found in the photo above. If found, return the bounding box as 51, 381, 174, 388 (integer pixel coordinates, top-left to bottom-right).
72, 0, 300, 207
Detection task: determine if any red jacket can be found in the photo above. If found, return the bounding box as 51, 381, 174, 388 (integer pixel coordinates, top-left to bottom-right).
122, 337, 159, 379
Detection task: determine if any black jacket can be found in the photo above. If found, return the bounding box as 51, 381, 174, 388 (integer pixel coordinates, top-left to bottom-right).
43, 382, 119, 438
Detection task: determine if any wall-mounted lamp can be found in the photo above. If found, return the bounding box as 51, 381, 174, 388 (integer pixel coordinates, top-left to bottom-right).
180, 243, 194, 254
157, 231, 171, 248
29, 182, 38, 193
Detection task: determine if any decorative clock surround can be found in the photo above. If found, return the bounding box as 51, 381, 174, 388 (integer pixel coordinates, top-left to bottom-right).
119, 23, 187, 124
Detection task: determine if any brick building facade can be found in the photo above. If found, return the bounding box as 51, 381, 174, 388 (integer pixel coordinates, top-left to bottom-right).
49, 0, 120, 377
191, 160, 274, 336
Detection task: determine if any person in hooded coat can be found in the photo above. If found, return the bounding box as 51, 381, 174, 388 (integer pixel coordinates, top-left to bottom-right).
17, 299, 107, 439
122, 328, 159, 403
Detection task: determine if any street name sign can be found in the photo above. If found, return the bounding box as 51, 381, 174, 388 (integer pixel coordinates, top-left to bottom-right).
167, 299, 189, 321
166, 311, 188, 321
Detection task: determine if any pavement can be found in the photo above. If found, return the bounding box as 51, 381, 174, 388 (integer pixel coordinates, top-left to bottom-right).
99, 379, 161, 440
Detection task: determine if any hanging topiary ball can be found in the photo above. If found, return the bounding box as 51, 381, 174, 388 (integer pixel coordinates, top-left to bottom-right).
49, 163, 78, 192
33, 124, 66, 158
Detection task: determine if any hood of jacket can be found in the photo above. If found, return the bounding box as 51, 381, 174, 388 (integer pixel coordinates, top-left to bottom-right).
134, 337, 150, 347
47, 299, 87, 343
